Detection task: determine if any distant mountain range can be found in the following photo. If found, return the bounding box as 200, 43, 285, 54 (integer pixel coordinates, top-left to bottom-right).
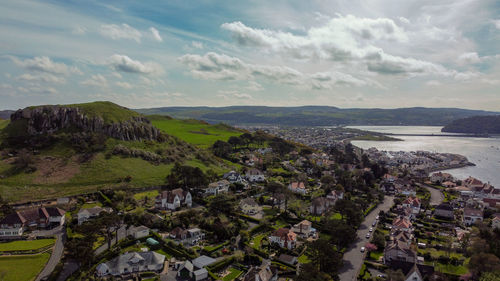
0, 110, 14, 120
442, 115, 500, 134
135, 106, 499, 126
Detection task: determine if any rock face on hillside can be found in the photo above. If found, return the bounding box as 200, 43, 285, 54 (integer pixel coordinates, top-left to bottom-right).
10, 105, 164, 141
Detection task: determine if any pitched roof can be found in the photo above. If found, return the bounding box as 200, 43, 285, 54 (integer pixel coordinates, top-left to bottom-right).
0, 212, 26, 225
464, 208, 483, 217
240, 198, 258, 207
271, 228, 296, 241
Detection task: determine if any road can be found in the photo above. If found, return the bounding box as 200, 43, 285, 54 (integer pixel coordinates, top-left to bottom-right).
35, 227, 66, 281
337, 195, 394, 281
94, 224, 127, 256
421, 184, 445, 206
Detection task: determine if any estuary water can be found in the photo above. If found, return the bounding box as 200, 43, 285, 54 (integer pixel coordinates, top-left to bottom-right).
349, 126, 500, 187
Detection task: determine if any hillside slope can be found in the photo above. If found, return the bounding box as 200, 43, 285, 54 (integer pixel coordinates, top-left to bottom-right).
136, 106, 499, 126
0, 102, 235, 203
442, 115, 500, 134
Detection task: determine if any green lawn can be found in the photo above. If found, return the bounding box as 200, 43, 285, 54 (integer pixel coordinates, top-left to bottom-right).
251, 233, 268, 249
80, 202, 102, 209
0, 239, 55, 252
417, 248, 463, 259
432, 262, 468, 276
151, 118, 243, 148
0, 253, 50, 281
298, 254, 311, 264
222, 267, 243, 281
133, 190, 160, 201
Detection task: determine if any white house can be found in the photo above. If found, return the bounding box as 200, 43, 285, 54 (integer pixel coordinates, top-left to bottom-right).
205, 180, 230, 196
269, 228, 297, 250
402, 197, 421, 214
96, 251, 165, 277
77, 206, 111, 225
240, 198, 260, 215
463, 208, 483, 226
155, 188, 192, 210
0, 207, 66, 238
0, 212, 25, 237
291, 220, 316, 238
128, 225, 150, 239
223, 171, 246, 184
246, 168, 266, 183
288, 182, 307, 195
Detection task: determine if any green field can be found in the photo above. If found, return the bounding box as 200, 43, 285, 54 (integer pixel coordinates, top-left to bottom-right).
133, 190, 160, 201
66, 101, 140, 124
0, 253, 50, 281
0, 239, 55, 252
151, 118, 243, 148
0, 119, 9, 130
222, 267, 243, 281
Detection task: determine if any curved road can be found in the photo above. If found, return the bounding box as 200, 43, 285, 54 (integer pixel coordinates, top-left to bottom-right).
35, 228, 65, 281
420, 184, 445, 206
338, 195, 394, 281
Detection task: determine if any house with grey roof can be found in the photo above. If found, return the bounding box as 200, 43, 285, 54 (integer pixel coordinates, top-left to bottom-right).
77, 206, 112, 225
96, 251, 165, 277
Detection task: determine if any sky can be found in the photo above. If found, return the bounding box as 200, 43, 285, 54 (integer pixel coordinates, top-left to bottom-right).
0, 0, 499, 110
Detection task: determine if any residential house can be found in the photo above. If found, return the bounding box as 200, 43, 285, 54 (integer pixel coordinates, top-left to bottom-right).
192, 255, 216, 269
384, 240, 416, 264
77, 206, 111, 225
155, 188, 192, 210
243, 261, 278, 281
128, 225, 150, 239
385, 260, 435, 281
402, 197, 421, 214
223, 171, 246, 185
169, 227, 204, 246
464, 177, 484, 190
382, 182, 396, 195
0, 207, 65, 238
492, 214, 500, 229
463, 208, 483, 226
434, 203, 454, 220
392, 217, 412, 232
326, 190, 344, 202
96, 251, 165, 277
309, 197, 334, 215
288, 182, 307, 195
246, 168, 266, 183
291, 220, 316, 238
240, 198, 260, 215
442, 181, 456, 188
430, 172, 453, 184
269, 228, 297, 250
205, 180, 230, 196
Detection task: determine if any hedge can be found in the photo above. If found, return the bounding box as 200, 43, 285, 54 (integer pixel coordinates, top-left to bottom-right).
208, 257, 235, 272
238, 213, 261, 223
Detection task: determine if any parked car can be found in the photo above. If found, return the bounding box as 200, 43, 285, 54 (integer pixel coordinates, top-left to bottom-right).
366, 233, 371, 239
360, 246, 365, 252
372, 221, 377, 227
369, 227, 373, 232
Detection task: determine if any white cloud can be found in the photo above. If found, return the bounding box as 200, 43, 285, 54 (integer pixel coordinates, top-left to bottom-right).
493, 20, 500, 30
425, 80, 441, 87
9, 56, 77, 75
192, 41, 204, 49
17, 73, 66, 84
458, 52, 481, 65
179, 52, 371, 89
80, 74, 107, 87
115, 81, 133, 89
149, 27, 163, 42
246, 81, 263, 91
217, 90, 253, 100
107, 54, 163, 75
72, 26, 87, 35
100, 23, 142, 42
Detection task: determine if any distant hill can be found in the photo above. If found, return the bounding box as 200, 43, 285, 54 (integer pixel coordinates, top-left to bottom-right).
442, 115, 500, 134
0, 110, 14, 120
0, 101, 240, 203
135, 106, 498, 126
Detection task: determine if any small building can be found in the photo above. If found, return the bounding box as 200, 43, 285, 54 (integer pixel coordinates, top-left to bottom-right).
246, 168, 266, 183
278, 254, 297, 265
463, 208, 483, 226
128, 225, 150, 239
392, 217, 412, 232
402, 197, 421, 214
192, 255, 216, 269
96, 251, 165, 277
193, 268, 208, 281
291, 220, 316, 238
288, 182, 307, 195
269, 228, 296, 250
309, 197, 334, 215
434, 203, 454, 220
243, 261, 278, 281
240, 198, 260, 215
492, 213, 500, 229
205, 180, 230, 196
326, 190, 344, 202
384, 241, 416, 264
169, 227, 204, 246
77, 206, 111, 225
223, 171, 246, 185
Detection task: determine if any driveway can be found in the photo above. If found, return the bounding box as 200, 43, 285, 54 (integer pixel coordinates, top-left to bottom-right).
94, 224, 127, 256
337, 195, 394, 281
35, 227, 65, 281
420, 184, 445, 206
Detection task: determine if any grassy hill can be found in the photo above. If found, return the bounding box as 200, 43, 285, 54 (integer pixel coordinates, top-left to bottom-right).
0, 119, 9, 130
149, 115, 244, 148
136, 106, 499, 126
0, 102, 242, 203
442, 115, 500, 134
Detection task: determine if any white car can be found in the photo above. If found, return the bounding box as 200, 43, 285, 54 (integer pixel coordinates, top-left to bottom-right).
360, 246, 365, 252
369, 227, 373, 232
366, 233, 371, 239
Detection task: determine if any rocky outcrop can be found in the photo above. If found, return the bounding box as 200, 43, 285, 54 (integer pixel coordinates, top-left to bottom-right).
10, 105, 165, 141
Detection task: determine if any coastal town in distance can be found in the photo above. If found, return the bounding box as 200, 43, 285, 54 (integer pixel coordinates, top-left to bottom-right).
1, 1, 500, 281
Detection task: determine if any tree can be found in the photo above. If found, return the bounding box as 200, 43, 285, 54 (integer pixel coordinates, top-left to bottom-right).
386, 269, 405, 281
323, 219, 357, 249
208, 194, 236, 215
334, 199, 363, 227
296, 263, 333, 281
372, 230, 386, 250
468, 253, 500, 278
480, 271, 500, 281
213, 140, 232, 158
308, 238, 343, 275
266, 181, 284, 209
